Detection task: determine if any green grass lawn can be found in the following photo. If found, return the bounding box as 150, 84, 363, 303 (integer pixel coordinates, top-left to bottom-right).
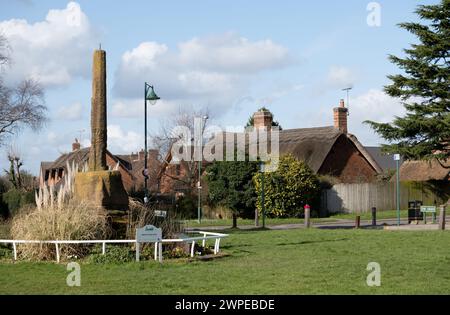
1, 227, 449, 294
184, 210, 409, 228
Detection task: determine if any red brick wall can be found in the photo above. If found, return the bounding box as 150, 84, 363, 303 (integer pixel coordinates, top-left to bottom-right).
319, 135, 377, 183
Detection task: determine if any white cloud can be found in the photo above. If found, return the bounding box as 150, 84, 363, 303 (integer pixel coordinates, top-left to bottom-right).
350, 89, 405, 124
177, 34, 290, 72
326, 66, 356, 89
56, 102, 84, 120
348, 89, 405, 145
308, 89, 405, 145
0, 2, 97, 87
107, 125, 143, 154
113, 33, 290, 117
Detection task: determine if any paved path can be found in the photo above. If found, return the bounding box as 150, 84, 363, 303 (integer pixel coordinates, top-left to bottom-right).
187, 216, 450, 231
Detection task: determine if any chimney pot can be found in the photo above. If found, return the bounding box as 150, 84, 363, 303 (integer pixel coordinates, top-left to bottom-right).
72, 138, 81, 151
253, 110, 273, 130
333, 100, 348, 133
138, 149, 145, 161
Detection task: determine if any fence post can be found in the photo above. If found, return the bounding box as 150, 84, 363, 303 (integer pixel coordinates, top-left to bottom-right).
190, 241, 196, 258
158, 242, 162, 263
12, 241, 17, 261
55, 242, 60, 263
439, 204, 446, 230
102, 242, 106, 255
304, 204, 311, 228
136, 241, 140, 262
216, 238, 221, 253
154, 242, 158, 261
355, 215, 361, 229
371, 207, 377, 226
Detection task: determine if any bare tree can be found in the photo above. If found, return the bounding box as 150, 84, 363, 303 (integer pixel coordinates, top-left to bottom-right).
0, 35, 47, 146
151, 106, 211, 193
0, 35, 9, 67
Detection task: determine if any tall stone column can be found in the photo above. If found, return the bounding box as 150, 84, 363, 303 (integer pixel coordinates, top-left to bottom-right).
89, 49, 108, 171
74, 48, 128, 211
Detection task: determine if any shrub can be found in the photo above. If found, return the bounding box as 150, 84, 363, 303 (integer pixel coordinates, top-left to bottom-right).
206, 155, 259, 223
126, 198, 183, 240
88, 245, 134, 264
1, 189, 35, 217
0, 245, 12, 260
254, 154, 320, 218
175, 194, 197, 219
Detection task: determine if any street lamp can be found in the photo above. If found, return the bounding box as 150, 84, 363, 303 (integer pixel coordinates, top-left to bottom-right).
143, 83, 160, 204
259, 162, 266, 229
197, 115, 208, 223
394, 153, 401, 226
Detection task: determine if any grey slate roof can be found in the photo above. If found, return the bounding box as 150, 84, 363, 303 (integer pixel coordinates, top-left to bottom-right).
364, 146, 401, 171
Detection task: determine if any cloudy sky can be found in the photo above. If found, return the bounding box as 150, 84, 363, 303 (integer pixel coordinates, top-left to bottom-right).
0, 0, 435, 175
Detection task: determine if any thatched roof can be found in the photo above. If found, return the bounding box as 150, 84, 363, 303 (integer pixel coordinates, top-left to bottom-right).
399, 159, 449, 181
277, 127, 382, 173
278, 127, 340, 172
159, 126, 382, 175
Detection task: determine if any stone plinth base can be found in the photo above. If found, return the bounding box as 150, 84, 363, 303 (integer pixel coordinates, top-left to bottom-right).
74, 171, 128, 210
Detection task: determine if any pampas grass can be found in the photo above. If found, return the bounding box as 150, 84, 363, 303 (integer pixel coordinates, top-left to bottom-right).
11, 161, 110, 260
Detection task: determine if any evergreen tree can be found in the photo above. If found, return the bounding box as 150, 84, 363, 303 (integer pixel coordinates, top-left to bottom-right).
365, 0, 449, 161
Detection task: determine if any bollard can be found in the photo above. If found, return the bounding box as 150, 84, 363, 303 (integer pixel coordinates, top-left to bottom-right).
355, 215, 361, 229
255, 209, 259, 227
304, 204, 311, 228
371, 207, 377, 226
439, 205, 446, 230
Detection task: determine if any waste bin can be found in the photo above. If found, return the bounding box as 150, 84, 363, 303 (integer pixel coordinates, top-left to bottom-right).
408, 200, 423, 224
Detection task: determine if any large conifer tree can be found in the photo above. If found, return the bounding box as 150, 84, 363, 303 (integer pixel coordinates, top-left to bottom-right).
365, 0, 449, 161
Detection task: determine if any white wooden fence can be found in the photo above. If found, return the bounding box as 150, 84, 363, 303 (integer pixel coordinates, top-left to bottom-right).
0, 231, 228, 263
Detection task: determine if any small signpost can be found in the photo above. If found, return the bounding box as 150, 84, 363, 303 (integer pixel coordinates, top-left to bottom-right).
420, 206, 437, 224
136, 225, 162, 262
154, 210, 167, 218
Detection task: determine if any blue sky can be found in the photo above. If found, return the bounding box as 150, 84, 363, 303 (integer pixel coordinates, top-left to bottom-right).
0, 0, 438, 175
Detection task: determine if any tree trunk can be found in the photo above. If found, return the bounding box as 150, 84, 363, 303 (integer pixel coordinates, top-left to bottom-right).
232, 213, 237, 228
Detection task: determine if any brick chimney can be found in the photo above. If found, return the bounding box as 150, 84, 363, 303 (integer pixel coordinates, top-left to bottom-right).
138, 149, 145, 161
333, 99, 348, 133
130, 152, 138, 161
72, 138, 81, 151
148, 149, 159, 161
253, 110, 273, 130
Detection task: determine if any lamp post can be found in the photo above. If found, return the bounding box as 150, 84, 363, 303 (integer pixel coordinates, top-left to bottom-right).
197, 115, 208, 223
394, 153, 401, 226
260, 162, 266, 229
143, 83, 160, 204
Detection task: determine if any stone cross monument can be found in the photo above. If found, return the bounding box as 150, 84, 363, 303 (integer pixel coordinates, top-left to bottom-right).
89, 49, 108, 171
74, 48, 128, 211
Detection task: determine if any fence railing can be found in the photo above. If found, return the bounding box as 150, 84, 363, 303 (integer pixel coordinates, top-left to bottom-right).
0, 231, 228, 263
